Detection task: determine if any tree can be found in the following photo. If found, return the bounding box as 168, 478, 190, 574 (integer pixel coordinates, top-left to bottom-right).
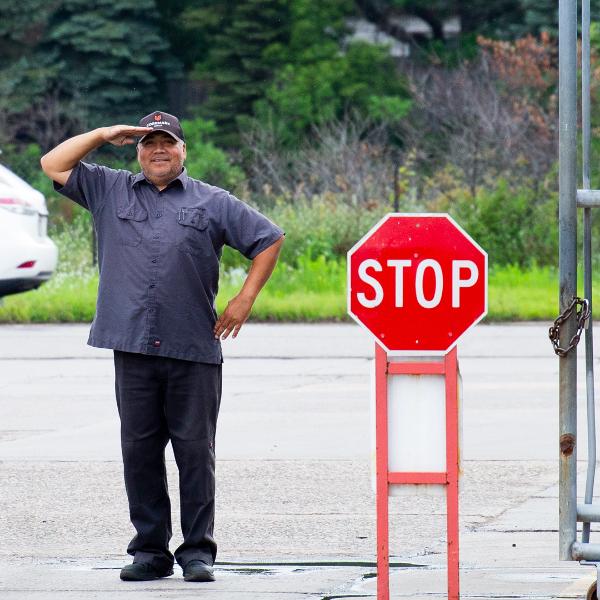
196, 0, 292, 146
0, 2, 65, 148
255, 41, 410, 147
157, 0, 236, 72
247, 0, 410, 147
509, 0, 600, 38
353, 0, 524, 53
352, 0, 600, 57
37, 0, 182, 129
0, 1, 50, 60
182, 118, 246, 193
400, 34, 558, 195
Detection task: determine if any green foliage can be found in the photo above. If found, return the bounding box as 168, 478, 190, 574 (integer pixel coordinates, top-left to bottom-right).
417, 32, 480, 67
367, 96, 413, 123
397, 0, 556, 42
248, 0, 407, 145
197, 0, 291, 146
218, 195, 387, 273
0, 258, 588, 323
515, 0, 557, 36
0, 1, 51, 59
267, 197, 387, 265
445, 179, 558, 268
1, 144, 47, 190
0, 180, 574, 323
0, 57, 66, 147
180, 118, 246, 192
456, 0, 524, 38
499, 0, 600, 38
0, 3, 57, 121
283, 0, 353, 60
191, 0, 391, 147
0, 274, 99, 323
50, 210, 96, 276
155, 0, 229, 71
460, 0, 598, 39
220, 252, 347, 321
256, 41, 411, 146
3, 0, 568, 160
37, 0, 181, 127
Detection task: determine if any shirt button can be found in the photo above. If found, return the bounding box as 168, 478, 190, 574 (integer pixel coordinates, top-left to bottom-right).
153, 340, 161, 348
152, 259, 157, 263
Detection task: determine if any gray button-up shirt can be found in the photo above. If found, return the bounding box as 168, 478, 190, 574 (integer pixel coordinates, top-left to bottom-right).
55, 162, 284, 364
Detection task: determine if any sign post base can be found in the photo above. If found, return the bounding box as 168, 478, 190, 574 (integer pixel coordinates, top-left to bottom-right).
375, 343, 460, 600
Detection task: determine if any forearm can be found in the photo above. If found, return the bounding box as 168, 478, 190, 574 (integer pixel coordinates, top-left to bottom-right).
40, 128, 107, 176
238, 236, 284, 302
213, 236, 284, 339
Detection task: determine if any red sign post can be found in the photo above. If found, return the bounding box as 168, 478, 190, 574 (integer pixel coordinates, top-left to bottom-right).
347, 214, 487, 599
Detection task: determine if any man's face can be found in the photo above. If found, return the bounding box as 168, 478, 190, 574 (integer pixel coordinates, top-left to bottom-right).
137, 131, 186, 184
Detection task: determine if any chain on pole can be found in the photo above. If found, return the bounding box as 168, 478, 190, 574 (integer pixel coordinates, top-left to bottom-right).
549, 297, 591, 357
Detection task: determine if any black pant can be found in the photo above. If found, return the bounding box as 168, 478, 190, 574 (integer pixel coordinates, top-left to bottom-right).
113, 350, 222, 571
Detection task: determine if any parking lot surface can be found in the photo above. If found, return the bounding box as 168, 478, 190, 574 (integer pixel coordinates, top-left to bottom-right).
0, 322, 597, 598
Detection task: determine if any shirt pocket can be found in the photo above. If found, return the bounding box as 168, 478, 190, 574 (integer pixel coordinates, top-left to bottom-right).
176, 207, 212, 256
116, 204, 148, 247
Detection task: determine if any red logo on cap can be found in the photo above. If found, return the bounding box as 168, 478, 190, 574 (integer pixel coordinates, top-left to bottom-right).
154, 114, 161, 121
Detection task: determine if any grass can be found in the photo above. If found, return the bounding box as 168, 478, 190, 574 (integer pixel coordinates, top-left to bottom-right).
0, 193, 575, 323
0, 257, 591, 324
487, 264, 558, 321
0, 271, 99, 323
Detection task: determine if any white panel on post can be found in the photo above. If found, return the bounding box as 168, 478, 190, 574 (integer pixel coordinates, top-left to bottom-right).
388, 371, 445, 497
371, 357, 462, 497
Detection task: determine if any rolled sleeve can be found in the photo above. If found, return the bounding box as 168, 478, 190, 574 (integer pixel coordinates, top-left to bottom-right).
220, 193, 284, 259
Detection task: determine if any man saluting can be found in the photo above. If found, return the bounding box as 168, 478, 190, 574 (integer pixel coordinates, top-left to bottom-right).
40, 111, 284, 583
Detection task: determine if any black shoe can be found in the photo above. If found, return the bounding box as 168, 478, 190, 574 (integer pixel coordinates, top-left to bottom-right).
120, 562, 174, 581
183, 560, 215, 582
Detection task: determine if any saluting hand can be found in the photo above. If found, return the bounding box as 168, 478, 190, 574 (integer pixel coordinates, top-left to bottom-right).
102, 125, 154, 147
214, 294, 254, 340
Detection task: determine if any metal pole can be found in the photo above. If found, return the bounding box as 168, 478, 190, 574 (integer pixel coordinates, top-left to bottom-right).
583, 0, 591, 190
445, 348, 460, 599
558, 0, 579, 561
582, 0, 596, 545
375, 343, 390, 599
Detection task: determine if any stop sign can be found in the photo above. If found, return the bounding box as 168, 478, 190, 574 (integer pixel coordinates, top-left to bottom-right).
347, 214, 487, 354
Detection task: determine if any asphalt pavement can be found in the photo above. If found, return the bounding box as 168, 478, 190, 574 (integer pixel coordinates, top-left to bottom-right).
0, 322, 598, 599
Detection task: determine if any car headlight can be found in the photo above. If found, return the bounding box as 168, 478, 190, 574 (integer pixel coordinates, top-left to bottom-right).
0, 197, 38, 216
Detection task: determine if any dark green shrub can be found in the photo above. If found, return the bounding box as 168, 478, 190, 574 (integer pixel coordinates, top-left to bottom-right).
220, 195, 388, 272
447, 179, 558, 268
181, 118, 246, 194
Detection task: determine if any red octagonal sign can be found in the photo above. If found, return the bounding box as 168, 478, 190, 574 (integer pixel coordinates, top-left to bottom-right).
347, 214, 488, 354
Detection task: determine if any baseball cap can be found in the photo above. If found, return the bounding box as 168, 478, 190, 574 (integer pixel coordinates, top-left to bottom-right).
138, 111, 185, 143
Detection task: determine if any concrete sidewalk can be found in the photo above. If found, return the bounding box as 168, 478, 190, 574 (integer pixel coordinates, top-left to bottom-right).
0, 322, 597, 598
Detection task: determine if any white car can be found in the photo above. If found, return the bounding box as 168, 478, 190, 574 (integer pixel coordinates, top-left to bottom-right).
0, 164, 58, 298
